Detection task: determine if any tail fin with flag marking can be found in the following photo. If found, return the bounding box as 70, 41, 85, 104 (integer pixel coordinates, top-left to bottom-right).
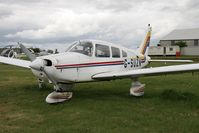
138, 24, 152, 56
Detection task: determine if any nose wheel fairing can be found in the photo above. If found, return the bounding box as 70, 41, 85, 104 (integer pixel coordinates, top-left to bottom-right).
46, 91, 73, 104
46, 83, 74, 104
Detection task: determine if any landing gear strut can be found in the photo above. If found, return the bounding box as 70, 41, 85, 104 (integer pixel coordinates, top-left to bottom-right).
38, 79, 45, 89
130, 79, 145, 97
46, 84, 74, 104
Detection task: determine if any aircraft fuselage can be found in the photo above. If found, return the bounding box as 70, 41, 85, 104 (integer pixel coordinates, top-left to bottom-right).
31, 40, 149, 84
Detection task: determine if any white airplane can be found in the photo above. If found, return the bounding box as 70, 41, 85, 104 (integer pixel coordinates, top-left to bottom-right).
0, 24, 198, 104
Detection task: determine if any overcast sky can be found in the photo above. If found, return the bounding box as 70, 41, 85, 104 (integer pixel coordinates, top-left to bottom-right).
0, 0, 199, 51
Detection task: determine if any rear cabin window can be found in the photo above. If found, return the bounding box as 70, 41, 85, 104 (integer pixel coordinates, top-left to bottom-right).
122, 50, 127, 57
111, 47, 120, 58
95, 44, 110, 57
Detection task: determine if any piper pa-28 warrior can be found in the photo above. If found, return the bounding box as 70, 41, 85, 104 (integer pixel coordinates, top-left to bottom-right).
0, 24, 198, 104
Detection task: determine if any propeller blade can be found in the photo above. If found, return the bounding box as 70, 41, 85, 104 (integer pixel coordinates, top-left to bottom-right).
19, 43, 36, 61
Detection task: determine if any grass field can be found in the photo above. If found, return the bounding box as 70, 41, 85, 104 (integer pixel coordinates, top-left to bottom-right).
1, 61, 199, 133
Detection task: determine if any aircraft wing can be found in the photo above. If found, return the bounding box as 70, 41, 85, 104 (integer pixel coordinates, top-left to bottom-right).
0, 56, 31, 69
92, 63, 199, 79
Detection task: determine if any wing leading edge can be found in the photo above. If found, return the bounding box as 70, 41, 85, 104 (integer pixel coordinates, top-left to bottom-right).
0, 56, 31, 69
93, 63, 199, 79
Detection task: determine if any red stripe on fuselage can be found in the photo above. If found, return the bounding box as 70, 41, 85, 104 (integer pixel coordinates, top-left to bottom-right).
55, 61, 124, 68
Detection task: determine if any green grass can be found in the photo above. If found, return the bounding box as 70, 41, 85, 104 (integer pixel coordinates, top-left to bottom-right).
1, 62, 199, 133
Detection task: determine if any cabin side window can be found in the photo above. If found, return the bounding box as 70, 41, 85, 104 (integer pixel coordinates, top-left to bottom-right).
122, 50, 127, 57
111, 47, 120, 58
95, 44, 110, 58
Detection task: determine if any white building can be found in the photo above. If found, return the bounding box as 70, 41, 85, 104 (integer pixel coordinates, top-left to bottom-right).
159, 28, 199, 55
149, 46, 180, 56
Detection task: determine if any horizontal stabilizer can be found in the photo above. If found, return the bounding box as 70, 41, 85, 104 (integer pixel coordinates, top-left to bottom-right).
0, 56, 31, 69
149, 59, 193, 63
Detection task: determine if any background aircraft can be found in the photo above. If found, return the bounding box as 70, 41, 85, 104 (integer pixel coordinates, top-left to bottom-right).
0, 24, 198, 104
0, 45, 19, 58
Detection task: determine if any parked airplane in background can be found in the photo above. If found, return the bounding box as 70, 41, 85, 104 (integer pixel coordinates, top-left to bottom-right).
0, 24, 198, 104
0, 45, 19, 58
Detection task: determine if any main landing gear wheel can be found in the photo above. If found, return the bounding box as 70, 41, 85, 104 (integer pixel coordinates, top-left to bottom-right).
130, 79, 145, 97
46, 84, 74, 104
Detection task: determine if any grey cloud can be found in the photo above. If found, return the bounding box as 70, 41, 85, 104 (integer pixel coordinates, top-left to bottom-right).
90, 0, 134, 12
187, 1, 199, 9
0, 4, 14, 19
0, 0, 199, 51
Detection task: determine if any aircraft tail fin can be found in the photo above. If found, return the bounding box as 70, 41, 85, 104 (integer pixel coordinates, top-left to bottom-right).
18, 43, 36, 61
138, 24, 152, 56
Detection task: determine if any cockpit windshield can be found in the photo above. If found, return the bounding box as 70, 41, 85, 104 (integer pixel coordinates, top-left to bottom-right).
65, 42, 78, 52
68, 41, 93, 56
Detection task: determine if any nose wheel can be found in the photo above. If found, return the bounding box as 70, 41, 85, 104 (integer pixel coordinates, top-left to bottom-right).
46, 84, 74, 104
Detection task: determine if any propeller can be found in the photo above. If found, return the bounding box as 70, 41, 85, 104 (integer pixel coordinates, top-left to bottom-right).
19, 43, 73, 103
19, 43, 55, 82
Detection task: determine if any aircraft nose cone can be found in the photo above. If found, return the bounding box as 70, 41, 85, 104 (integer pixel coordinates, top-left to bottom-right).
29, 58, 44, 70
